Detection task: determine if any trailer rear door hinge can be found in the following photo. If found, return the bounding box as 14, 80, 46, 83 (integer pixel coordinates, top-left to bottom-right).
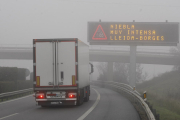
34, 81, 36, 84
33, 63, 36, 66
75, 62, 78, 65
75, 43, 78, 46
33, 44, 36, 47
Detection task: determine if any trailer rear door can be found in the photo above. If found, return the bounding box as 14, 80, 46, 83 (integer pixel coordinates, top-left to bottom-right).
57, 42, 76, 86
36, 42, 54, 87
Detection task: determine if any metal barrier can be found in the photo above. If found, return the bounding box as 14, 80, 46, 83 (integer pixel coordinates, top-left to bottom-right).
91, 80, 156, 120
0, 88, 33, 101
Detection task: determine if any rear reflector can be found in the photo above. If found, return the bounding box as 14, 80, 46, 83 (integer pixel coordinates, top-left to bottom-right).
72, 75, 76, 85
36, 76, 40, 86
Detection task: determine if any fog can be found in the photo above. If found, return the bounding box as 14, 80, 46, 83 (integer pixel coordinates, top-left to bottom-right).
0, 0, 179, 79
1, 1, 180, 119
1, 0, 180, 45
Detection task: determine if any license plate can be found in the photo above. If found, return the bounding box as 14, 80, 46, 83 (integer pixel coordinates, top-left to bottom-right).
50, 95, 65, 98
51, 102, 59, 105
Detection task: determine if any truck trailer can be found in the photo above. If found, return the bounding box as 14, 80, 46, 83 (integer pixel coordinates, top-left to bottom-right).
33, 38, 91, 106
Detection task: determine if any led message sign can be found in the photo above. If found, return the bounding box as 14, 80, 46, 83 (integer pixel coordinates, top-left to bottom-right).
88, 22, 179, 46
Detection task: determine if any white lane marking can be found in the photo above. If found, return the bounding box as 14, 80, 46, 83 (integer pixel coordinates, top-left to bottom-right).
0, 94, 33, 105
0, 113, 19, 120
77, 88, 100, 120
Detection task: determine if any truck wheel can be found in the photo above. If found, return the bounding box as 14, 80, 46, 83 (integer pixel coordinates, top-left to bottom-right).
77, 100, 81, 106
84, 94, 89, 102
77, 89, 84, 106
77, 97, 84, 106
41, 105, 46, 107
84, 90, 89, 102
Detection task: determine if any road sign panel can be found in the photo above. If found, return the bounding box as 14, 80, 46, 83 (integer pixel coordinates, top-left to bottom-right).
88, 22, 179, 46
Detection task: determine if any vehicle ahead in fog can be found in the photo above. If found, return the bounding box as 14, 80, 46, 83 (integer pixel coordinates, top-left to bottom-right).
33, 38, 91, 107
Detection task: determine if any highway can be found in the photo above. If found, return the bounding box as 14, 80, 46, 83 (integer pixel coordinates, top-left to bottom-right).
0, 86, 140, 120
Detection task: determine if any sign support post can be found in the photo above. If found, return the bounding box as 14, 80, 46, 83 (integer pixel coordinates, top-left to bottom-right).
129, 45, 137, 87
107, 62, 113, 81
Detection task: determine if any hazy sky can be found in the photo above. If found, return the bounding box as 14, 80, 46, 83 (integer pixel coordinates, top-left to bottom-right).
0, 0, 178, 79
1, 0, 180, 45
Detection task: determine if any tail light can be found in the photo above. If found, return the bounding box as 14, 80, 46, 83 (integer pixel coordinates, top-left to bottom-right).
68, 93, 77, 98
36, 93, 45, 99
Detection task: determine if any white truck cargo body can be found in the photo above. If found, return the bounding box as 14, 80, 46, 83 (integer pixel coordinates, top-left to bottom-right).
33, 38, 90, 106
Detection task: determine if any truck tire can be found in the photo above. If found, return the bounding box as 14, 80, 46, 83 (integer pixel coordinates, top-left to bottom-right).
77, 96, 84, 106
84, 88, 90, 102
77, 89, 84, 106
41, 105, 46, 107
84, 94, 89, 102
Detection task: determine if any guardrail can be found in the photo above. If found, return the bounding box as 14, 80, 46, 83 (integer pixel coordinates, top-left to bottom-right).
106, 81, 141, 96
91, 80, 157, 120
0, 88, 33, 102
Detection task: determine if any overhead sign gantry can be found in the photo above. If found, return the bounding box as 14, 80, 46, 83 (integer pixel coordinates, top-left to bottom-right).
88, 21, 179, 87
88, 22, 179, 46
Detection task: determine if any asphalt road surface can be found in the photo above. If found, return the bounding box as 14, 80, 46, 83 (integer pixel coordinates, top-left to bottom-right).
0, 86, 140, 120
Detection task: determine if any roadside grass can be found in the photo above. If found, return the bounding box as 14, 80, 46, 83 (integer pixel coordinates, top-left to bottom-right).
153, 104, 180, 120
147, 95, 180, 120
137, 70, 180, 120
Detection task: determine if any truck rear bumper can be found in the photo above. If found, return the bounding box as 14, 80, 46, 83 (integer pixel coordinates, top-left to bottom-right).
37, 100, 77, 106
36, 98, 77, 101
